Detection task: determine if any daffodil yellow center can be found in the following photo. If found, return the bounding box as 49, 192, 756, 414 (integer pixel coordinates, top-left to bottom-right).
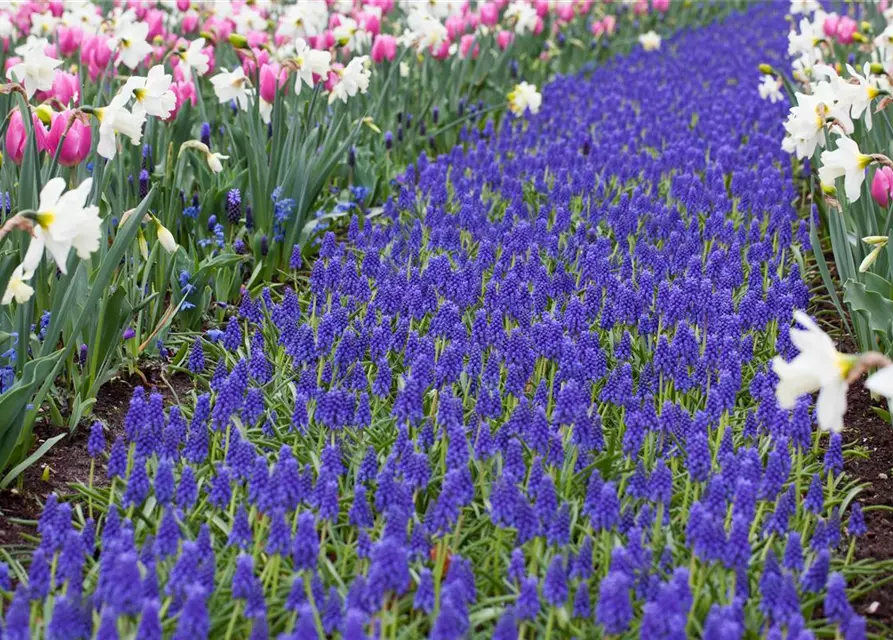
134, 88, 146, 102
857, 154, 873, 170
835, 353, 857, 379
36, 211, 55, 229
868, 86, 881, 99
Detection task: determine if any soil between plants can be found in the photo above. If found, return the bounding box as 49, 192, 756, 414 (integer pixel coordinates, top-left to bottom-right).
0, 368, 194, 553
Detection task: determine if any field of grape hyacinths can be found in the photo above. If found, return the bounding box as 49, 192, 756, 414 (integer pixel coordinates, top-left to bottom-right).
4, 0, 893, 639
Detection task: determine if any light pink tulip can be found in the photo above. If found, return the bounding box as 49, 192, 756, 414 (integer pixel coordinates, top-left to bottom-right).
51, 71, 80, 106
836, 16, 857, 44
459, 34, 479, 59
634, 0, 649, 16
823, 13, 840, 39
556, 3, 575, 22
56, 26, 82, 57
371, 34, 397, 63
479, 2, 499, 26
431, 38, 451, 61
652, 0, 670, 12
603, 15, 616, 35
182, 11, 199, 32
496, 30, 513, 50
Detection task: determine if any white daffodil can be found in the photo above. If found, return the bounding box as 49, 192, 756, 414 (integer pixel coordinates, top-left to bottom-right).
293, 39, 331, 95
111, 19, 153, 70
180, 140, 229, 173
866, 365, 893, 404
790, 0, 820, 15
277, 2, 329, 40
758, 76, 784, 103
788, 15, 824, 59
818, 135, 872, 202
508, 81, 542, 116
504, 1, 538, 35
328, 56, 371, 104
30, 11, 59, 38
211, 67, 254, 111
842, 64, 882, 131
333, 16, 359, 47
232, 6, 267, 34
122, 65, 176, 119
26, 177, 102, 274
406, 12, 448, 51
177, 38, 210, 81
771, 310, 854, 433
2, 264, 35, 305
7, 38, 62, 98
95, 91, 146, 160
639, 31, 662, 52
781, 83, 852, 160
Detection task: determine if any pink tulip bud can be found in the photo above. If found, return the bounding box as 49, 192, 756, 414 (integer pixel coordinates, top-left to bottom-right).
259, 62, 287, 103
823, 13, 840, 38
56, 26, 82, 57
533, 16, 544, 35
357, 11, 381, 36
459, 34, 479, 59
534, 0, 549, 17
371, 34, 397, 63
576, 0, 594, 14
634, 0, 648, 15
591, 19, 605, 37
603, 15, 616, 35
4, 56, 21, 74
871, 167, 893, 207
836, 16, 857, 44
177, 0, 190, 9
496, 30, 513, 50
5, 110, 26, 165
324, 66, 342, 92
49, 1, 64, 17
367, 0, 395, 13
248, 31, 269, 48
145, 9, 165, 39
45, 110, 92, 167
479, 2, 499, 26
652, 0, 670, 12
168, 80, 197, 120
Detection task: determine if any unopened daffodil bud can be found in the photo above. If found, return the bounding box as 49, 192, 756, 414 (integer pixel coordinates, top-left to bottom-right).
853, 32, 868, 44
821, 183, 837, 196
153, 216, 177, 254
228, 33, 249, 49
35, 104, 53, 125
870, 63, 886, 75
758, 63, 774, 75
137, 228, 149, 260
863, 235, 889, 246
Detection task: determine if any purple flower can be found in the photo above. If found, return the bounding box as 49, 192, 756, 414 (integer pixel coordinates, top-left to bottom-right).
596, 572, 633, 635
543, 555, 568, 606
87, 421, 106, 458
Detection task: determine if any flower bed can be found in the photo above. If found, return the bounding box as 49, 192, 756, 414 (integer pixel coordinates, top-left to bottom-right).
0, 3, 887, 639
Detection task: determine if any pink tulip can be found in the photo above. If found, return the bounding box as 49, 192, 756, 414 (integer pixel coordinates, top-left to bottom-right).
44, 110, 91, 166
182, 11, 199, 32
51, 71, 80, 106
823, 13, 840, 39
445, 14, 466, 40
49, 1, 64, 17
324, 66, 342, 92
177, 0, 190, 9
576, 0, 594, 14
496, 30, 513, 50
4, 56, 21, 74
259, 62, 287, 103
248, 31, 269, 48
367, 0, 395, 13
357, 11, 381, 36
145, 9, 165, 38
603, 15, 616, 35
534, 0, 549, 17
371, 34, 397, 63
126, 0, 148, 20
56, 26, 82, 57
168, 80, 196, 120
431, 38, 451, 61
634, 0, 649, 15
5, 110, 47, 165
459, 34, 479, 59
5, 110, 26, 165
836, 16, 857, 44
591, 19, 605, 37
872, 167, 893, 207
652, 0, 670, 12
479, 2, 499, 26
882, 0, 890, 11
556, 3, 575, 22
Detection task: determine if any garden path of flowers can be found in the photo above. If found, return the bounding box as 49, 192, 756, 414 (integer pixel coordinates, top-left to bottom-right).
1, 4, 889, 639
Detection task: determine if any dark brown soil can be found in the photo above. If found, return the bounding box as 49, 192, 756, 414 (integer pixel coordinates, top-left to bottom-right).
839, 357, 893, 629
0, 366, 194, 551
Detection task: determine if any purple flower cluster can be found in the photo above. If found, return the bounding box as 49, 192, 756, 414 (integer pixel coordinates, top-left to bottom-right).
3, 6, 873, 639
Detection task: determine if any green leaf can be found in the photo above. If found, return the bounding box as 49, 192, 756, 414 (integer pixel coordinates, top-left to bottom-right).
843, 278, 893, 346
